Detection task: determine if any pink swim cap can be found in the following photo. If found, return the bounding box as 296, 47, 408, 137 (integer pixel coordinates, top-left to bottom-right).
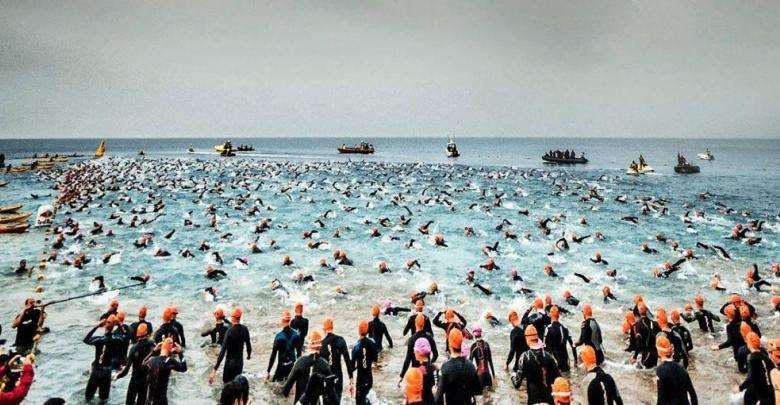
414, 337, 431, 356
472, 326, 483, 338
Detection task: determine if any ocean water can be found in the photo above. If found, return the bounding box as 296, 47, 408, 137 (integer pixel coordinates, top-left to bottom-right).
0, 138, 778, 404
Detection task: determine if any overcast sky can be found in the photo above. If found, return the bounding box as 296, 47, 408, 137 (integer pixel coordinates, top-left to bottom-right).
1, 1, 778, 139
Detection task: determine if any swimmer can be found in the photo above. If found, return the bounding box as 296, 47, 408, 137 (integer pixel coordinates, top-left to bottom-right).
205, 265, 227, 280
602, 286, 617, 303
590, 252, 608, 265
681, 295, 720, 333
545, 264, 560, 278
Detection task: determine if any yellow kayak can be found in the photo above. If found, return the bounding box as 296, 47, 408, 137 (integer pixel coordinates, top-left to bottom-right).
9, 167, 30, 174
0, 223, 30, 234
0, 212, 32, 224
0, 204, 23, 213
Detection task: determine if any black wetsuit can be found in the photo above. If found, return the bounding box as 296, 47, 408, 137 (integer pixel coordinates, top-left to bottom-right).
403, 313, 433, 337
290, 315, 309, 342
469, 339, 495, 388
434, 356, 482, 405
419, 360, 437, 405
635, 316, 657, 368
83, 326, 127, 401
320, 332, 353, 402
113, 323, 132, 369
578, 318, 605, 365
582, 366, 623, 405
515, 348, 561, 404
432, 311, 467, 353
214, 323, 251, 383
13, 307, 41, 352
656, 329, 689, 369
740, 350, 776, 405
201, 320, 231, 345
522, 309, 551, 340
144, 353, 187, 405
681, 309, 720, 333
153, 322, 182, 345
282, 353, 337, 405
116, 337, 155, 405
544, 321, 576, 372
401, 331, 439, 378
267, 326, 302, 381
351, 336, 378, 405
507, 325, 530, 371
367, 316, 393, 352
672, 323, 694, 353
171, 319, 186, 347
718, 319, 746, 366
655, 360, 698, 405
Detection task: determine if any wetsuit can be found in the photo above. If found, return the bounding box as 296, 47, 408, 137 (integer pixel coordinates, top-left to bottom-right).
515, 348, 561, 404
13, 307, 41, 353
656, 329, 689, 369
385, 306, 412, 316
320, 332, 353, 402
129, 320, 153, 343
544, 320, 576, 372
116, 337, 155, 405
290, 315, 309, 342
83, 326, 127, 401
267, 326, 301, 381
656, 359, 698, 405
737, 346, 751, 374
434, 356, 482, 405
507, 325, 530, 371
154, 322, 182, 345
282, 353, 337, 405
578, 318, 605, 365
681, 309, 719, 333
201, 319, 231, 345
522, 309, 551, 340
214, 323, 251, 383
403, 313, 433, 337
718, 319, 746, 366
171, 319, 186, 347
432, 311, 467, 353
367, 316, 393, 352
144, 352, 187, 405
581, 366, 623, 405
114, 323, 133, 369
419, 360, 437, 405
400, 331, 439, 378
636, 316, 657, 368
740, 350, 776, 405
351, 336, 378, 405
469, 338, 495, 388
672, 323, 694, 353
99, 309, 118, 321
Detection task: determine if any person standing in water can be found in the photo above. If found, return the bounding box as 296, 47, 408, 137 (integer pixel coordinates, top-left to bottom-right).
368, 304, 393, 353
320, 317, 353, 403
734, 332, 775, 405
544, 306, 577, 372
514, 325, 560, 404
682, 295, 720, 333
154, 307, 182, 345
266, 309, 302, 382
210, 308, 251, 384
656, 336, 698, 405
400, 314, 438, 382
129, 306, 153, 343
403, 300, 433, 337
290, 302, 309, 343
282, 330, 337, 405
12, 298, 44, 355
116, 323, 155, 405
435, 328, 482, 404
579, 345, 623, 404
575, 304, 604, 365
144, 337, 188, 405
83, 315, 127, 402
506, 310, 529, 372
201, 308, 231, 346
351, 319, 378, 405
469, 326, 495, 389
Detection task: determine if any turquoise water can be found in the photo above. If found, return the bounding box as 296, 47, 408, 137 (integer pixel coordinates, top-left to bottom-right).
0, 138, 778, 404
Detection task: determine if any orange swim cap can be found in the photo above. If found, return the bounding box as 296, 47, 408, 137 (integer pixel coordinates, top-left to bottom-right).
294, 302, 304, 315
415, 314, 425, 331
582, 304, 593, 318
230, 307, 242, 320
622, 312, 636, 334
772, 296, 780, 306
724, 305, 736, 320
684, 303, 693, 312
445, 309, 455, 321
170, 306, 179, 314
694, 295, 704, 305
533, 298, 544, 309
110, 299, 119, 309
579, 345, 597, 366
371, 304, 381, 317
730, 294, 741, 304
448, 328, 463, 352
309, 330, 323, 351
656, 308, 668, 329
740, 322, 752, 339
162, 307, 173, 322
323, 317, 334, 332
136, 323, 149, 338
117, 311, 126, 323
670, 310, 681, 324
214, 308, 225, 319
656, 335, 672, 357
404, 367, 424, 402
550, 306, 560, 321
138, 306, 148, 318
563, 290, 572, 299
358, 319, 369, 336
739, 305, 751, 320
551, 377, 572, 403
634, 294, 644, 305
281, 309, 292, 325
746, 332, 761, 350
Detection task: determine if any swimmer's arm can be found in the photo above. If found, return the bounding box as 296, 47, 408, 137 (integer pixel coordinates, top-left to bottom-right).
244, 328, 252, 359
214, 331, 229, 370
340, 340, 353, 379
432, 312, 445, 329
83, 325, 101, 345
399, 342, 413, 378
383, 325, 393, 349
429, 336, 439, 363
266, 340, 279, 372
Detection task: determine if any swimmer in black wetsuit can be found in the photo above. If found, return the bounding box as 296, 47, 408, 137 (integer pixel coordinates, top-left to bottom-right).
201, 308, 231, 345
116, 323, 155, 405
290, 303, 309, 343
367, 304, 393, 352
266, 310, 302, 382
144, 338, 188, 405
656, 336, 698, 404
209, 308, 251, 384
352, 320, 379, 405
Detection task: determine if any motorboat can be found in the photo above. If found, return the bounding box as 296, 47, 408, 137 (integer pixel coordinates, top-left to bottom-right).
0, 212, 32, 224
626, 155, 654, 175
698, 148, 714, 160
674, 154, 700, 174
542, 153, 588, 164
337, 142, 375, 154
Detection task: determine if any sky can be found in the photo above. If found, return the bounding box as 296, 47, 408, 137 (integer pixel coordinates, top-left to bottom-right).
1, 1, 778, 139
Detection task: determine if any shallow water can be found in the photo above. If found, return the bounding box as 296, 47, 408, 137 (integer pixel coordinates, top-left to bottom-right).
0, 139, 778, 404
